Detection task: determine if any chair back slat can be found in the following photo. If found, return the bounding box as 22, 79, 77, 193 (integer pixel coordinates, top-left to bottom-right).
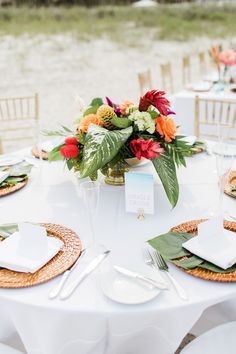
182, 55, 191, 86
138, 69, 152, 95
199, 52, 207, 77
194, 96, 236, 141
0, 93, 39, 153
160, 62, 174, 94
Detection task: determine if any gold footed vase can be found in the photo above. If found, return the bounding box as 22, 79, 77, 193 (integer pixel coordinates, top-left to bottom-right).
104, 161, 129, 186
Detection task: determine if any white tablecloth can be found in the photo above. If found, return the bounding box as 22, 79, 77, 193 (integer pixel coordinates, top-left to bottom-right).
0, 151, 236, 354
172, 89, 236, 135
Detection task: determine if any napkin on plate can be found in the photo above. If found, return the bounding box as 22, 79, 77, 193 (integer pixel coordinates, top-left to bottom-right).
183, 217, 236, 269
0, 223, 63, 273
0, 171, 9, 184
0, 157, 23, 167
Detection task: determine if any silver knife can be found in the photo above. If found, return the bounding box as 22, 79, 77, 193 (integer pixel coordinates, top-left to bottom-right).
48, 249, 86, 300
114, 265, 168, 290
60, 250, 111, 300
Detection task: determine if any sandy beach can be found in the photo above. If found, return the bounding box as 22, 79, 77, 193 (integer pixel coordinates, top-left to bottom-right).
0, 33, 233, 149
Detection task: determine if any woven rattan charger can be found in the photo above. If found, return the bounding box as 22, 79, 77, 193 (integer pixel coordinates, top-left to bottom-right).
171, 219, 236, 282
0, 179, 28, 197
0, 224, 82, 288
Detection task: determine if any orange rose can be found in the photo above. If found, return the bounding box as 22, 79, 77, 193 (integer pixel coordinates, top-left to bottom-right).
155, 115, 176, 142
78, 114, 102, 133
118, 100, 134, 115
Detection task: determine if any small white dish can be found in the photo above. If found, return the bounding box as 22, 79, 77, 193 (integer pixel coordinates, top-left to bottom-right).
0, 157, 23, 167
101, 271, 161, 305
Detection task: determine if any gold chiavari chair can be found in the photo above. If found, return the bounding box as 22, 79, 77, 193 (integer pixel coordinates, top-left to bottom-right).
182, 55, 191, 87
194, 96, 236, 141
199, 52, 207, 77
138, 69, 152, 95
160, 62, 174, 94
0, 93, 39, 153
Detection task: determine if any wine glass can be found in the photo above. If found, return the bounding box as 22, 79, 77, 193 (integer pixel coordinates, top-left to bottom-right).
213, 123, 234, 216
80, 181, 105, 258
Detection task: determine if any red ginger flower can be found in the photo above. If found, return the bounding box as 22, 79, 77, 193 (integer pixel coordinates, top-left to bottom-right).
65, 136, 78, 145
139, 90, 175, 116
130, 138, 164, 160
60, 145, 80, 159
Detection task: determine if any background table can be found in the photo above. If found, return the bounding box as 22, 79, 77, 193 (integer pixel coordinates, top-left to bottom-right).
172, 89, 236, 136
0, 150, 235, 354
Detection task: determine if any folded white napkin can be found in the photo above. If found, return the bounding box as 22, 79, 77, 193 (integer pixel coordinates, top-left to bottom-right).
0, 171, 9, 184
39, 137, 65, 153
183, 217, 236, 269
0, 157, 23, 167
0, 223, 63, 273
183, 135, 196, 146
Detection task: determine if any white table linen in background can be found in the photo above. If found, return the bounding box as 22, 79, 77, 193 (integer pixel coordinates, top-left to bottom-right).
0, 151, 236, 354
172, 89, 236, 136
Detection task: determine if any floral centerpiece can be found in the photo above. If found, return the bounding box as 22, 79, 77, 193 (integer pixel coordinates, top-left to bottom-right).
210, 47, 236, 83
47, 90, 192, 208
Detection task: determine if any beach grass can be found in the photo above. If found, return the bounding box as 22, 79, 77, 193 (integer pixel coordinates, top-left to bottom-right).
0, 4, 235, 43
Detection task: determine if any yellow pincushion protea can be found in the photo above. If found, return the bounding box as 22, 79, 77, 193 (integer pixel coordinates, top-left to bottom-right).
97, 104, 117, 130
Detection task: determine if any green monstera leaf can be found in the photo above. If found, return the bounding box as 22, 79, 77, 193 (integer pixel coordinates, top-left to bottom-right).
79, 125, 133, 179
152, 152, 179, 208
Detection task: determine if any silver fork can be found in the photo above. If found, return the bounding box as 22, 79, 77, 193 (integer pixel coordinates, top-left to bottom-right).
152, 251, 188, 301
143, 248, 168, 290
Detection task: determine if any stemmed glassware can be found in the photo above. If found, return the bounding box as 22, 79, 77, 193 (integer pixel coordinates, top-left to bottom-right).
80, 181, 105, 258
213, 123, 234, 216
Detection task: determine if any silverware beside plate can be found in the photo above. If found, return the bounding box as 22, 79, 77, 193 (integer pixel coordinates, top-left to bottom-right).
60, 250, 111, 300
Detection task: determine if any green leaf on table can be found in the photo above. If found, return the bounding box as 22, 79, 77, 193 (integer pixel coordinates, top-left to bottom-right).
0, 223, 18, 238
0, 176, 27, 188
173, 255, 204, 269
152, 153, 179, 208
148, 231, 236, 273
111, 117, 132, 129
79, 124, 133, 179
48, 145, 64, 161
148, 232, 193, 259
199, 262, 236, 274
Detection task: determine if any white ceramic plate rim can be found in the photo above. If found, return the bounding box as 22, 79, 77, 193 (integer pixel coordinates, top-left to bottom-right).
101, 274, 161, 305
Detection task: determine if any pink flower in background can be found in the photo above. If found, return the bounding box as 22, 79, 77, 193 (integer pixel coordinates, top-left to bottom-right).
219, 49, 236, 67
130, 138, 164, 160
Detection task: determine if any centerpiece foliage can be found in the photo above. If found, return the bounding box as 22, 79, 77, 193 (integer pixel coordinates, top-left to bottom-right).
47, 90, 192, 207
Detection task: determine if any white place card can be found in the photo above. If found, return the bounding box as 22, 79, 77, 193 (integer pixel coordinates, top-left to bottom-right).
125, 172, 154, 215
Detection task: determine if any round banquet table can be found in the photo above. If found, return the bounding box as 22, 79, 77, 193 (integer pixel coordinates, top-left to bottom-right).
0, 149, 236, 354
